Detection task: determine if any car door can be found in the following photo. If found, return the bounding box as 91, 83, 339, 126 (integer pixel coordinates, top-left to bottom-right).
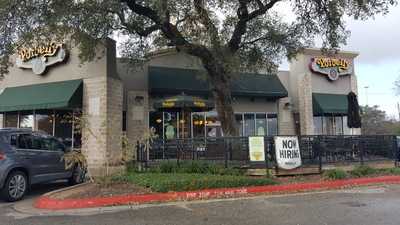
40, 135, 70, 179
13, 133, 48, 184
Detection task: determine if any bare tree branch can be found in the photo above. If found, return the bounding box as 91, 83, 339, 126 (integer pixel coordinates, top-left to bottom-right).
227, 0, 282, 52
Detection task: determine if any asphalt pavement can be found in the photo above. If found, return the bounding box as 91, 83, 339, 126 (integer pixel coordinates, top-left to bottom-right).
1, 184, 400, 225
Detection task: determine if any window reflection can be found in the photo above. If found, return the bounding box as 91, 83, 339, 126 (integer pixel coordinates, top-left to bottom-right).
256, 114, 267, 136
244, 114, 255, 136
164, 112, 178, 140
36, 110, 54, 135
4, 112, 18, 128
192, 112, 205, 138
235, 114, 243, 136
55, 110, 73, 146
19, 111, 34, 129
267, 114, 278, 136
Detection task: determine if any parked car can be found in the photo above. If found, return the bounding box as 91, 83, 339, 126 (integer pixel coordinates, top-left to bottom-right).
0, 128, 85, 202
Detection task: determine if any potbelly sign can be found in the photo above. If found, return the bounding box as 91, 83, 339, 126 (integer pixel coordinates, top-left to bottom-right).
274, 136, 302, 170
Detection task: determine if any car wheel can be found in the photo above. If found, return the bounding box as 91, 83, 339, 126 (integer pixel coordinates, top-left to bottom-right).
68, 165, 86, 186
1, 171, 28, 202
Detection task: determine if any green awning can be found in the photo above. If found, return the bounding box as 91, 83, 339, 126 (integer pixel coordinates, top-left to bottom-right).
313, 93, 348, 116
0, 79, 83, 112
149, 66, 288, 98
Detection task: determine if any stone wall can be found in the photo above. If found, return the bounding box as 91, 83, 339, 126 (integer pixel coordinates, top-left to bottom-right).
126, 90, 149, 160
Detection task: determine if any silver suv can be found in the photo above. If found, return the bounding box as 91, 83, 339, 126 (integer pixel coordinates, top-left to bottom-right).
0, 128, 85, 202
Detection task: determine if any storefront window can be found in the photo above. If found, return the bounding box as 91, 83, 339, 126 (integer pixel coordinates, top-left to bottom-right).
149, 111, 163, 138
206, 111, 222, 137
164, 112, 178, 140
19, 111, 34, 129
335, 116, 343, 135
36, 110, 54, 135
267, 114, 278, 136
54, 110, 73, 146
4, 112, 18, 128
342, 116, 351, 135
256, 114, 267, 136
313, 116, 323, 135
178, 112, 190, 138
235, 114, 243, 136
192, 112, 205, 138
244, 113, 255, 136
315, 116, 350, 135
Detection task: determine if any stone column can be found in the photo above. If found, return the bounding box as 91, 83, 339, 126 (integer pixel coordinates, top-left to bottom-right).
126, 91, 149, 160
298, 73, 314, 135
0, 114, 3, 128
82, 76, 124, 176
278, 97, 296, 135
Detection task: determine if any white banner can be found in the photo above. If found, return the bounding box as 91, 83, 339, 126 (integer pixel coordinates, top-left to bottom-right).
274, 136, 302, 170
248, 136, 265, 162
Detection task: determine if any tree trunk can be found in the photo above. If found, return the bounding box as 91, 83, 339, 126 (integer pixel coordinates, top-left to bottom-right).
211, 75, 238, 137
203, 62, 238, 137
180, 46, 238, 137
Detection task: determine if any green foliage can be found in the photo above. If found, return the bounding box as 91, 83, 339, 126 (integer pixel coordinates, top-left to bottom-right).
0, 0, 396, 75
350, 165, 378, 177
360, 105, 400, 135
324, 169, 348, 180
112, 173, 277, 193
62, 150, 88, 171
154, 161, 245, 176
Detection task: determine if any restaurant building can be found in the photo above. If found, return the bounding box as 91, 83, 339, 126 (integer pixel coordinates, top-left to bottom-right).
0, 38, 360, 173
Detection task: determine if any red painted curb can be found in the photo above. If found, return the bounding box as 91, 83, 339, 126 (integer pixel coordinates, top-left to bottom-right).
34, 176, 400, 210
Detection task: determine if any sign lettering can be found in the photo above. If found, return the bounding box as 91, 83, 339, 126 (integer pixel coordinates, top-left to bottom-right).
16, 42, 67, 75
310, 57, 352, 81
274, 136, 302, 170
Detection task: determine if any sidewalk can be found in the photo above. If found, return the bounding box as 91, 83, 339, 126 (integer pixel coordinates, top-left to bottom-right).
34, 175, 400, 210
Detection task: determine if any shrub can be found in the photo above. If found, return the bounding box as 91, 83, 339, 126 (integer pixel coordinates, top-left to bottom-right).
159, 161, 179, 173
154, 161, 245, 176
324, 169, 348, 180
350, 165, 377, 177
115, 173, 278, 192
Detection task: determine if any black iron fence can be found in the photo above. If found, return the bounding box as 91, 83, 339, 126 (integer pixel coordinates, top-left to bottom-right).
136, 135, 399, 170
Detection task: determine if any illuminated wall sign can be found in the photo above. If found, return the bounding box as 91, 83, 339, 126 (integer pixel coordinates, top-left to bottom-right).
309, 57, 352, 81
16, 42, 67, 75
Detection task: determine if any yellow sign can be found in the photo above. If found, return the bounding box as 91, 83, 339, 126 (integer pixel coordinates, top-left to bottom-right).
162, 102, 175, 107
249, 136, 265, 162
194, 101, 206, 107
18, 42, 63, 62
314, 57, 349, 72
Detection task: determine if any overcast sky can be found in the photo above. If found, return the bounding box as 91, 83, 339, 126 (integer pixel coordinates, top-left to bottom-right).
277, 2, 400, 119
345, 5, 400, 119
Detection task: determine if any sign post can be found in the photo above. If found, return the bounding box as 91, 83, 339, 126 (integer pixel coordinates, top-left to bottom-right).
274, 136, 302, 170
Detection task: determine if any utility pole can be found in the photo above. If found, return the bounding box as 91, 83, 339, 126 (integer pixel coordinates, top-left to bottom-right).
397, 102, 400, 121
364, 86, 369, 106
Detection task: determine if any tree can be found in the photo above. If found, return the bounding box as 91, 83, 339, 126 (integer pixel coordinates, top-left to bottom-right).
361, 105, 400, 135
0, 0, 396, 136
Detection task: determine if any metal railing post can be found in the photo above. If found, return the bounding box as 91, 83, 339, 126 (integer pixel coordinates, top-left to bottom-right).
224, 138, 229, 169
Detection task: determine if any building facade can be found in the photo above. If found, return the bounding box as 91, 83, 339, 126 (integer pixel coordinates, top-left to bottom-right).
0, 39, 360, 173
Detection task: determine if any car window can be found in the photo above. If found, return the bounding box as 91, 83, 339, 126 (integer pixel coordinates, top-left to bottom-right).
42, 137, 65, 152
10, 134, 17, 146
16, 134, 33, 149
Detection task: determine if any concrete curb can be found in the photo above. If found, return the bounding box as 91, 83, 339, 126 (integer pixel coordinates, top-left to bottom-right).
34, 175, 400, 210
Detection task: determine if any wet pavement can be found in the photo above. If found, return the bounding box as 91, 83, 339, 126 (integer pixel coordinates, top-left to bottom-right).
1, 184, 400, 225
